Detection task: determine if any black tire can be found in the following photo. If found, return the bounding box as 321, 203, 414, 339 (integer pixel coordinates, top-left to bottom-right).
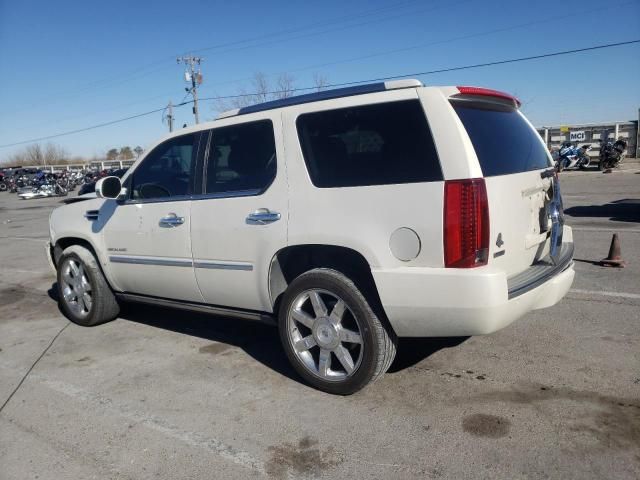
0, 181, 7, 192
57, 245, 119, 326
278, 268, 396, 395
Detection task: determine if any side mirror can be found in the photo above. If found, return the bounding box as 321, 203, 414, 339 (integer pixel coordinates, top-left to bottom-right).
95, 176, 122, 199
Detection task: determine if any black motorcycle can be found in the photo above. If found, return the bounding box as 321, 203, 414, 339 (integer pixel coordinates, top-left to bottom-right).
598, 137, 627, 170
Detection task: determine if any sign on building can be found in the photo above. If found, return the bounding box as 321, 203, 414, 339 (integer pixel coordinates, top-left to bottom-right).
569, 131, 586, 142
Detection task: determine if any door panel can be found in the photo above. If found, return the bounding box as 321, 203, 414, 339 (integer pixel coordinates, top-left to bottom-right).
103, 201, 203, 301
190, 115, 287, 312
102, 132, 203, 302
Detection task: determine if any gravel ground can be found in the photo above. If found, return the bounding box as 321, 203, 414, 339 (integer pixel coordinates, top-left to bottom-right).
0, 164, 638, 480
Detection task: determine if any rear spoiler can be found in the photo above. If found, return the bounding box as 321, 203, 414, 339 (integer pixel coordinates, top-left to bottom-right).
450, 86, 521, 108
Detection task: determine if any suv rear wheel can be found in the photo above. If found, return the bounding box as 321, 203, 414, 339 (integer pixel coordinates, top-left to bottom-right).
57, 245, 120, 326
278, 268, 396, 395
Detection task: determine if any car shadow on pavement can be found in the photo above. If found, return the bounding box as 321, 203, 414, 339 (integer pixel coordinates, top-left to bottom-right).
387, 337, 469, 373
120, 302, 306, 384
564, 198, 640, 223
46, 283, 300, 382
47, 284, 470, 382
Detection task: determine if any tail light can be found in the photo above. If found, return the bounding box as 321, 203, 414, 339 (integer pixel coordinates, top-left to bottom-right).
444, 178, 490, 268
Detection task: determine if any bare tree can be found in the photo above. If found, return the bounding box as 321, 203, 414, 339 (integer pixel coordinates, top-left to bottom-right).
119, 146, 134, 160
0, 142, 67, 167
43, 143, 68, 165
1, 151, 27, 167
68, 155, 88, 165
275, 73, 295, 99
251, 72, 270, 104
24, 144, 44, 165
211, 71, 328, 116
134, 146, 144, 158
312, 72, 329, 92
106, 148, 119, 160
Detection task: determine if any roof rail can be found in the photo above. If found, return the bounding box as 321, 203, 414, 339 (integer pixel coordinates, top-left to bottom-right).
216, 79, 423, 119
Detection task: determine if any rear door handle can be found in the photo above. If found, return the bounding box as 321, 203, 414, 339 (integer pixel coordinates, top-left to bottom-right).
246, 208, 281, 225
159, 213, 185, 228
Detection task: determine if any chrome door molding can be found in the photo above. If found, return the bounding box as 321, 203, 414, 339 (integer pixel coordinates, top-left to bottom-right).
109, 255, 193, 268
193, 260, 253, 271
109, 255, 253, 271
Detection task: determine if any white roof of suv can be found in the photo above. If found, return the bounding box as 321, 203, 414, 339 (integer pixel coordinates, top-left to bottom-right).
216, 79, 425, 120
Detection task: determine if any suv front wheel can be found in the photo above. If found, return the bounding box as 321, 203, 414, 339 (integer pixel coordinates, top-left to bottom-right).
57, 245, 120, 326
278, 268, 396, 395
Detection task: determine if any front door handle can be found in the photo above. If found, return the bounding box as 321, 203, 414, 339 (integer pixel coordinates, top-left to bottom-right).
159, 213, 185, 228
246, 208, 281, 225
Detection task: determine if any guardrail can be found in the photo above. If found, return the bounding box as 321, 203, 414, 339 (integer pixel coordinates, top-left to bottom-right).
6, 160, 136, 173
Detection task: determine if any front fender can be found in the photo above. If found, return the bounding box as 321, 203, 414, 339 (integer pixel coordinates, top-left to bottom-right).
49, 198, 123, 292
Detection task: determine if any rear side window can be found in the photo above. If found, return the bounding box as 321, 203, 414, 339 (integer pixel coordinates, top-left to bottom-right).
452, 102, 551, 176
296, 100, 442, 188
205, 120, 276, 194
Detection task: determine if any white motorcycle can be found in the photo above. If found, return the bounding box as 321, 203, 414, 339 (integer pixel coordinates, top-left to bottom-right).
18, 178, 68, 199
555, 142, 593, 171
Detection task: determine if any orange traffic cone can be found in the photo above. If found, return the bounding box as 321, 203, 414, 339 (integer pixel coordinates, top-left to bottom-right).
600, 233, 625, 267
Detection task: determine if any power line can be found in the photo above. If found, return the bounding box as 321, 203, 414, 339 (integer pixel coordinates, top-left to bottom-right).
1, 39, 638, 149
188, 0, 473, 59
15, 0, 427, 110
218, 0, 636, 89
0, 107, 167, 148
186, 0, 425, 55
197, 39, 640, 100
11, 0, 631, 132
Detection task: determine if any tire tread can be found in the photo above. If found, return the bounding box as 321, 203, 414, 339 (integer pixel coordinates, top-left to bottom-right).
58, 245, 119, 326
279, 268, 396, 394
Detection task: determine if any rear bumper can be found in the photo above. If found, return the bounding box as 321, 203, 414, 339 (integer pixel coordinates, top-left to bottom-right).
372, 242, 575, 337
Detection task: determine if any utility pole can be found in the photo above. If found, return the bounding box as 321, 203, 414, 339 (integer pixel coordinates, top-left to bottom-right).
166, 101, 174, 132
177, 55, 203, 124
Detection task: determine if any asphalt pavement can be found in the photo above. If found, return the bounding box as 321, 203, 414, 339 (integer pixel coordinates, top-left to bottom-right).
0, 164, 638, 479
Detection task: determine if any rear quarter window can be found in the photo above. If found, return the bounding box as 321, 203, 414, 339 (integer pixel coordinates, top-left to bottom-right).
452, 101, 551, 176
296, 100, 442, 188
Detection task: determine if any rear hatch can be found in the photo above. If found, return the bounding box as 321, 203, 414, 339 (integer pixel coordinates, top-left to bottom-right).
450, 91, 558, 277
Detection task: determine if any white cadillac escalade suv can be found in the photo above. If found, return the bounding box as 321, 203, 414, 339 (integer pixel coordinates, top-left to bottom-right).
48, 80, 574, 394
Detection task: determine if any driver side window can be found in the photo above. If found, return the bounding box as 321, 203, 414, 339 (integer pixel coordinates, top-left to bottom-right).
130, 133, 198, 200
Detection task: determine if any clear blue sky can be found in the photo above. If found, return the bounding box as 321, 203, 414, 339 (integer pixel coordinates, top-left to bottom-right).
1, 0, 639, 161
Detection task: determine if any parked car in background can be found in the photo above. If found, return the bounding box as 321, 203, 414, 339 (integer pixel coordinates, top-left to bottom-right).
47, 80, 574, 394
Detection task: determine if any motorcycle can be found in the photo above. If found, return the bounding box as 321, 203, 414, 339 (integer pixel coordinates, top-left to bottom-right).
9, 174, 31, 193
70, 170, 86, 187
556, 142, 593, 171
598, 137, 627, 170
55, 170, 74, 191
17, 175, 68, 199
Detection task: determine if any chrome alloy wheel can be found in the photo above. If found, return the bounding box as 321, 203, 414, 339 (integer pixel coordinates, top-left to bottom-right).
60, 258, 92, 318
286, 289, 364, 381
